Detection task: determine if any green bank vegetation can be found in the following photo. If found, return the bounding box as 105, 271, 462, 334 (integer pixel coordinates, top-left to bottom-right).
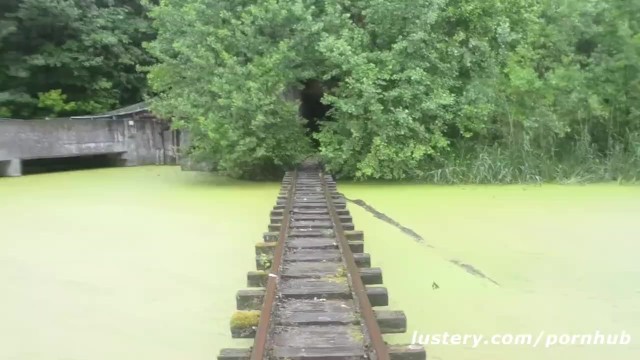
148, 0, 640, 182
0, 0, 155, 118
2, 1, 639, 183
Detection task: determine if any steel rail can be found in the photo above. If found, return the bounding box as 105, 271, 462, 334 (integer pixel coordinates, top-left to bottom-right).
250, 171, 298, 360
321, 172, 390, 360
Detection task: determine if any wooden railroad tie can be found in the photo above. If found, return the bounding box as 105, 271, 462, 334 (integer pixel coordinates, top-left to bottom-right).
219, 163, 426, 360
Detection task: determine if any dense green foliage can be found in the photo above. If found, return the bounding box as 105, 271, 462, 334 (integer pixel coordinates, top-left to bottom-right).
0, 0, 155, 118
149, 0, 639, 182
3, 0, 637, 182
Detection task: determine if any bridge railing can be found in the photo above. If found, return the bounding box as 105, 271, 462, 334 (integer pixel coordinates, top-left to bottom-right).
0, 101, 151, 122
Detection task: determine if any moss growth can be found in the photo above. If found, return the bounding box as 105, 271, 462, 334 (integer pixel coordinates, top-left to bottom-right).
322, 265, 348, 283
255, 242, 276, 256
349, 326, 365, 342
323, 275, 347, 284
230, 310, 261, 330
257, 253, 273, 270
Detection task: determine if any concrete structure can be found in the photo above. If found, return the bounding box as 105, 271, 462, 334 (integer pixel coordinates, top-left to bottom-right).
0, 108, 180, 177
0, 159, 21, 177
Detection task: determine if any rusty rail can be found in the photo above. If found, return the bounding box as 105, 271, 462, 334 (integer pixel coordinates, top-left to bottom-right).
250, 171, 297, 360
220, 164, 425, 360
321, 171, 390, 360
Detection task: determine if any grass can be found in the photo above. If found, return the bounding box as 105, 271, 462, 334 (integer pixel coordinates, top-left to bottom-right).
421, 133, 640, 184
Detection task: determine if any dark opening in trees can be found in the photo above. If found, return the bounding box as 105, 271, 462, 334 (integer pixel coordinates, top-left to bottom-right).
299, 79, 332, 148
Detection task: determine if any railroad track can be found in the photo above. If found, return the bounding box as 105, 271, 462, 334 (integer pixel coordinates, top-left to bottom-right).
219, 161, 425, 360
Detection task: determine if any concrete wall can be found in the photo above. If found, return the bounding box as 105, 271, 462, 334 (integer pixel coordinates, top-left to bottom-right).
0, 110, 179, 177
0, 159, 21, 177
0, 118, 127, 161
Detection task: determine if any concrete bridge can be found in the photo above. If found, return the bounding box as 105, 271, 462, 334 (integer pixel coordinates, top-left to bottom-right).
0, 104, 180, 177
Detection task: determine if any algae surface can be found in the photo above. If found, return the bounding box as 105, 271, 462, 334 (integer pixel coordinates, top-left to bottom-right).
2, 169, 638, 360
0, 167, 274, 360
341, 183, 640, 360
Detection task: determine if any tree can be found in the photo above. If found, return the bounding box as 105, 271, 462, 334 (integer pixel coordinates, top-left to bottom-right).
148, 0, 639, 181
0, 0, 155, 118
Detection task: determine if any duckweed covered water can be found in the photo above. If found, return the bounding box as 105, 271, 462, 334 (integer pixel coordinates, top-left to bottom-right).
0, 167, 275, 360
1, 168, 638, 360
341, 183, 640, 360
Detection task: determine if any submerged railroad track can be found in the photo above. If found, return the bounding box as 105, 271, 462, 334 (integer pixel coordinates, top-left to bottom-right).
219, 161, 425, 360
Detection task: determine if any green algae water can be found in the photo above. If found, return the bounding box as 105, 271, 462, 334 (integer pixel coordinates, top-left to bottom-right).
0, 167, 275, 360
341, 184, 640, 360
1, 168, 639, 360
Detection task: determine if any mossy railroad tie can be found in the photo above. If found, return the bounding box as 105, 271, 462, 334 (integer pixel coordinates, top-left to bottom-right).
220, 166, 425, 360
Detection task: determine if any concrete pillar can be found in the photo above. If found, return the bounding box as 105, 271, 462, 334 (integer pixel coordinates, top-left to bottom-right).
0, 159, 22, 177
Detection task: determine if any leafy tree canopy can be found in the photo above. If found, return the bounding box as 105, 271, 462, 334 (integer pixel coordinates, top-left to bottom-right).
0, 0, 155, 118
148, 0, 640, 180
